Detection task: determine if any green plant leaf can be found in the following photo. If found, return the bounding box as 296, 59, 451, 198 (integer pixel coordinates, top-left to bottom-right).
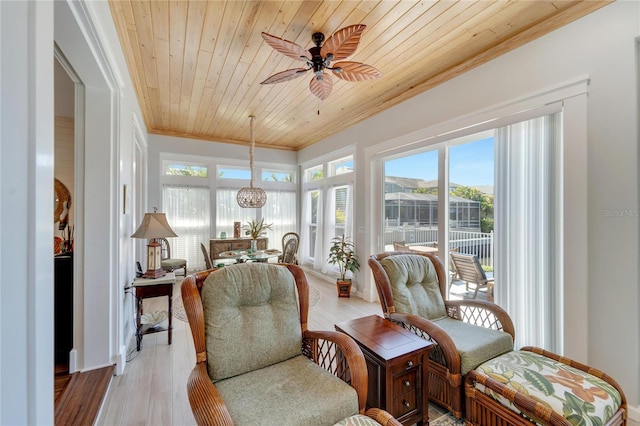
522, 369, 554, 396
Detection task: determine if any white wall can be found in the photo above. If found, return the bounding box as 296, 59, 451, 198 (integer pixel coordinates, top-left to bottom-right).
0, 1, 147, 421
1, 1, 55, 423
300, 0, 640, 412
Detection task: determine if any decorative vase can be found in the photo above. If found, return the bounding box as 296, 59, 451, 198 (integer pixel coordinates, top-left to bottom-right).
336, 279, 352, 298
234, 221, 241, 238
249, 239, 258, 253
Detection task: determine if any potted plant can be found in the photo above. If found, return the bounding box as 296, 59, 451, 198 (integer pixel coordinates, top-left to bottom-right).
327, 235, 360, 297
242, 218, 272, 252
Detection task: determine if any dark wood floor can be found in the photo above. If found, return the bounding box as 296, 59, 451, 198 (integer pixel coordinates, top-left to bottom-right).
54, 363, 114, 425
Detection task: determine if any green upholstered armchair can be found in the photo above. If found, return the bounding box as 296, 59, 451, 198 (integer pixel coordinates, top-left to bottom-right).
368, 252, 515, 419
182, 263, 402, 426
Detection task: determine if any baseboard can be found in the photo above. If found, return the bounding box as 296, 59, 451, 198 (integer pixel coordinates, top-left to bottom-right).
299, 265, 334, 285
69, 349, 78, 374
628, 405, 640, 426
114, 344, 127, 375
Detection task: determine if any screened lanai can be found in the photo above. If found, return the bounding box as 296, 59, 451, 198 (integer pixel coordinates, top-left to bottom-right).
384, 192, 481, 231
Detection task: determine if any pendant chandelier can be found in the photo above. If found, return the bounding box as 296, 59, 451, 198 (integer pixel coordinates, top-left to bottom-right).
237, 115, 267, 208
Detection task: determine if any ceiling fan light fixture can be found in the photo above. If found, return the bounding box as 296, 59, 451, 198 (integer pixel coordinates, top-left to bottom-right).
237, 115, 267, 208
260, 24, 381, 100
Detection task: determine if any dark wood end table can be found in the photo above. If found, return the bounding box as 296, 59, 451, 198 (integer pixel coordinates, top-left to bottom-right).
132, 272, 176, 351
336, 314, 433, 425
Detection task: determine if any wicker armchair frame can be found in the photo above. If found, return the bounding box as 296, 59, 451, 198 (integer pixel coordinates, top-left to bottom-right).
368, 251, 515, 419
464, 347, 627, 426
182, 265, 402, 426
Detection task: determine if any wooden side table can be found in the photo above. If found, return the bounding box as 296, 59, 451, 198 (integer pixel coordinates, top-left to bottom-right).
335, 315, 432, 425
132, 272, 176, 351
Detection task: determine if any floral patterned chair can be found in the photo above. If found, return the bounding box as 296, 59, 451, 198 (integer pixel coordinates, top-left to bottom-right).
465, 347, 627, 426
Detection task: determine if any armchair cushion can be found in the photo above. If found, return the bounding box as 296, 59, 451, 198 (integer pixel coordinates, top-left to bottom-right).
381, 254, 446, 320
202, 263, 303, 381
215, 354, 359, 425
433, 317, 513, 374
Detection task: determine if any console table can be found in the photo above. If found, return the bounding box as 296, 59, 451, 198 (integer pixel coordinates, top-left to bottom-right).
210, 237, 268, 260
132, 272, 176, 351
335, 315, 433, 425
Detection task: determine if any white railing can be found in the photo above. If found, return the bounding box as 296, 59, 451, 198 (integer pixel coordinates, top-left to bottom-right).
385, 226, 494, 268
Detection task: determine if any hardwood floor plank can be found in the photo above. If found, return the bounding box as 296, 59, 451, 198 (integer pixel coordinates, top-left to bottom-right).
55, 365, 113, 425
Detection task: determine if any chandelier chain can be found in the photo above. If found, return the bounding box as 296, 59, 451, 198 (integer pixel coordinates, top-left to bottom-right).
249, 115, 255, 187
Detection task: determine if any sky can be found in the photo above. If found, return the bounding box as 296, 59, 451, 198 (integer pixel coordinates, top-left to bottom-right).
384, 137, 494, 187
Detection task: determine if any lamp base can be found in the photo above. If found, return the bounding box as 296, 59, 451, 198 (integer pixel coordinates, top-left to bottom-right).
142, 268, 166, 279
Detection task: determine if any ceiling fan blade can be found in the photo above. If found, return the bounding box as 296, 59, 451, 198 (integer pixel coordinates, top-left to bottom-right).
260, 68, 308, 85
321, 24, 366, 61
309, 73, 333, 100
332, 61, 382, 82
261, 32, 310, 61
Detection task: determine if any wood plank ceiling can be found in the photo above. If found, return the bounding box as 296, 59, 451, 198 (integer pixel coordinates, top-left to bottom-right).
109, 0, 611, 151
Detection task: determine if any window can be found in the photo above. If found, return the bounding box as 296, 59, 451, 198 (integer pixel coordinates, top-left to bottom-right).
217, 166, 250, 180
329, 156, 353, 176
161, 155, 297, 266
302, 190, 320, 258
300, 156, 355, 276
162, 184, 211, 271
163, 161, 208, 177
379, 112, 562, 352
305, 165, 323, 182
262, 169, 294, 182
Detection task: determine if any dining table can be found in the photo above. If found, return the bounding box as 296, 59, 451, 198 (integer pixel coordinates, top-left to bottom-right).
408, 245, 438, 254
215, 249, 282, 264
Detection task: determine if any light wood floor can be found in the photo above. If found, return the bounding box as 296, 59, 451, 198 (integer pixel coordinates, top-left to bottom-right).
96, 269, 384, 426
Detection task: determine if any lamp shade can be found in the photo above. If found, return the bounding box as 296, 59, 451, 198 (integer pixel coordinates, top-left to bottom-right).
131, 212, 178, 239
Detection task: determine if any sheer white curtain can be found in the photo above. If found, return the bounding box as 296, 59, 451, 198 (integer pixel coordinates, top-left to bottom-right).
300, 189, 323, 266
216, 187, 258, 237
300, 190, 312, 264
322, 184, 353, 275
162, 184, 211, 272
494, 112, 562, 351
321, 187, 337, 274
312, 190, 324, 270
263, 189, 296, 250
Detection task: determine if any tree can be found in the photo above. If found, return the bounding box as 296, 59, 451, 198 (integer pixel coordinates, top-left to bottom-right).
451, 186, 494, 232
413, 187, 438, 195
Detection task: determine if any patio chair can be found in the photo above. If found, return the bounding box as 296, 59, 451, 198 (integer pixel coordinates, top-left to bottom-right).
449, 251, 494, 301
181, 263, 402, 426
368, 251, 515, 418
392, 241, 409, 251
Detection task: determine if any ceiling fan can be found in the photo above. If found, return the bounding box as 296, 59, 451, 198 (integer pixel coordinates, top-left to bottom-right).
260, 24, 382, 100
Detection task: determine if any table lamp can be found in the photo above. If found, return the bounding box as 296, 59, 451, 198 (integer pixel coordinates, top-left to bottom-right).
131, 209, 178, 278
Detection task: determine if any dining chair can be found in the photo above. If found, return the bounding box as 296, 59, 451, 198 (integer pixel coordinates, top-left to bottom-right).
278, 232, 299, 264
200, 243, 213, 270
158, 237, 187, 275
